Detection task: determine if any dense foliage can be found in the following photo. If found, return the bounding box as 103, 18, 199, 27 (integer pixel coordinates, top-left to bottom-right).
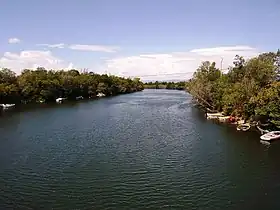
186, 50, 280, 128
0, 68, 144, 104
144, 81, 185, 90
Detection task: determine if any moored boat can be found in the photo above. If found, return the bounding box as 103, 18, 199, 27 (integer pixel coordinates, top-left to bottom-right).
56, 98, 66, 103
206, 112, 224, 119
0, 104, 15, 109
76, 96, 84, 100
256, 125, 270, 135
218, 116, 231, 123
256, 121, 270, 134
237, 123, 250, 131
97, 93, 105, 97
260, 131, 280, 141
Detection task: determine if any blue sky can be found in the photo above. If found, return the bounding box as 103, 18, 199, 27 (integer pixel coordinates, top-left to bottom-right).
1, 0, 279, 81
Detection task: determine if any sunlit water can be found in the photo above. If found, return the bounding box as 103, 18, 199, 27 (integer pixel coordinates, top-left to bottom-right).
1, 89, 280, 209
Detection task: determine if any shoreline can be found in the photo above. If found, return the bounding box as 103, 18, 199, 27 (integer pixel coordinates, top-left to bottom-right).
200, 108, 279, 142
0, 90, 144, 112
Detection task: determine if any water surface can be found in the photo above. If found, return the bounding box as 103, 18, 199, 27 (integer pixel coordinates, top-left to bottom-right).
1, 89, 280, 209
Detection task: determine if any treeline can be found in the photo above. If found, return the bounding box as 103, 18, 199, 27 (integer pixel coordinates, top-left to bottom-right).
0, 68, 144, 104
186, 50, 280, 128
144, 81, 185, 90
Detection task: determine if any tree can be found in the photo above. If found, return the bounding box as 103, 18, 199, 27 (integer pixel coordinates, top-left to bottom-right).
187, 50, 280, 124
0, 68, 144, 104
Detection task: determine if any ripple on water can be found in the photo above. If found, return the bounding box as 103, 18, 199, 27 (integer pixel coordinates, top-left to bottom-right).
1, 90, 280, 209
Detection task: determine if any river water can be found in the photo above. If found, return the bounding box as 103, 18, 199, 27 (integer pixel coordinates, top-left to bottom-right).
1, 89, 280, 209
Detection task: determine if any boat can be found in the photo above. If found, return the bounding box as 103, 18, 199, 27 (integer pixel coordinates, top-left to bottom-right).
97, 93, 105, 97
237, 123, 250, 131
256, 125, 270, 135
76, 96, 83, 100
206, 112, 224, 120
0, 104, 15, 109
56, 98, 66, 103
260, 131, 280, 141
256, 121, 270, 134
218, 116, 230, 123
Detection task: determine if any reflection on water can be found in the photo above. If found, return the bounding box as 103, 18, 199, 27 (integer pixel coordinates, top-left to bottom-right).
1, 90, 280, 209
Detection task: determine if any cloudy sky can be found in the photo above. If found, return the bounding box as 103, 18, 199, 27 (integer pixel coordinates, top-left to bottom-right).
1, 0, 279, 81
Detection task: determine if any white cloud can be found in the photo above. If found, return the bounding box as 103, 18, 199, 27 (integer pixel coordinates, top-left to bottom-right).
0, 50, 73, 74
37, 43, 65, 48
0, 45, 260, 80
68, 44, 119, 52
102, 45, 260, 81
38, 43, 119, 53
8, 38, 21, 44
190, 46, 256, 56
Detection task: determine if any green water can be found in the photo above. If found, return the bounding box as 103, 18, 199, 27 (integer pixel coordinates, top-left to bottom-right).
1, 89, 280, 209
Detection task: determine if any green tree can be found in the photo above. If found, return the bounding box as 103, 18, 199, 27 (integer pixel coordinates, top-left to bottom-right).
0, 67, 144, 104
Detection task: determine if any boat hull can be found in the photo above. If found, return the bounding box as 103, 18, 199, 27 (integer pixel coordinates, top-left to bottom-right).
0, 104, 15, 109
260, 131, 280, 141
237, 124, 250, 131
206, 112, 224, 120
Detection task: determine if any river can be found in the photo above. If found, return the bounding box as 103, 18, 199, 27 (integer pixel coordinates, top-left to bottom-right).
1, 89, 280, 209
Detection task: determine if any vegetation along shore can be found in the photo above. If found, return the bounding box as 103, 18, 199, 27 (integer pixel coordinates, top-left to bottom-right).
0, 68, 144, 105
144, 81, 185, 90
186, 50, 280, 133
1, 50, 280, 136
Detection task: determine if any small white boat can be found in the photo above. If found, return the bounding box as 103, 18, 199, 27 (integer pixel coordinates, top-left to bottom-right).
260, 131, 280, 141
237, 123, 250, 131
76, 96, 83, 100
56, 98, 66, 103
206, 112, 224, 119
0, 104, 15, 109
97, 93, 105, 97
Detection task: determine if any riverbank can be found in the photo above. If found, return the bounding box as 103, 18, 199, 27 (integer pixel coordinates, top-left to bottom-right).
199, 107, 280, 143
186, 51, 280, 131
0, 68, 144, 105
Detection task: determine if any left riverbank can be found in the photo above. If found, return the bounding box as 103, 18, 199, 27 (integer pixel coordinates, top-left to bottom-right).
0, 67, 144, 105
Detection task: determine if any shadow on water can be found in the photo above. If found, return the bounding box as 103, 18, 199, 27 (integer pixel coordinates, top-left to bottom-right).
0, 98, 107, 117
0, 93, 128, 118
